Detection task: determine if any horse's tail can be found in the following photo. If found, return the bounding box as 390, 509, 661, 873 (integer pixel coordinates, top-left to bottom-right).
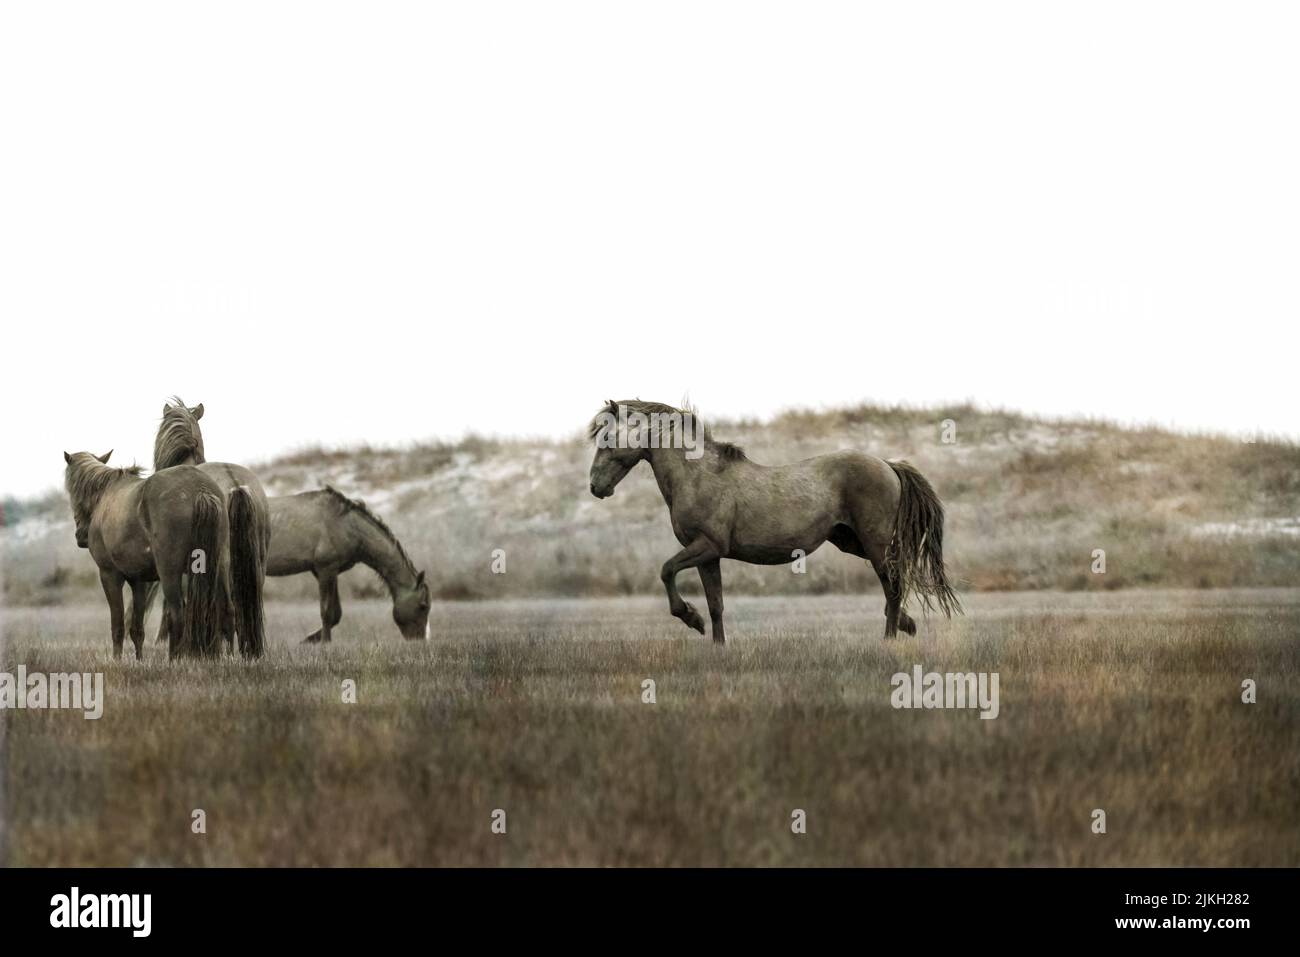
227, 485, 267, 658
181, 487, 227, 658
886, 460, 962, 618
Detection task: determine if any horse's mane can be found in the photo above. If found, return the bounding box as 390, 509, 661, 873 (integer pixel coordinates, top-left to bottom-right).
586, 399, 747, 462
65, 458, 143, 512
320, 485, 419, 582
154, 396, 205, 470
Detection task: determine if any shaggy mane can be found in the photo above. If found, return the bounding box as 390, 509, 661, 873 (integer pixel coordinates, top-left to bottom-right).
65, 458, 143, 515
320, 485, 419, 581
154, 396, 205, 470
586, 399, 747, 463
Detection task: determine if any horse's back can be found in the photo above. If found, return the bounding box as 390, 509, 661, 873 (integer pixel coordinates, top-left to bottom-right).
757, 449, 901, 538
197, 461, 267, 502
750, 449, 898, 502
266, 492, 331, 576
810, 449, 900, 497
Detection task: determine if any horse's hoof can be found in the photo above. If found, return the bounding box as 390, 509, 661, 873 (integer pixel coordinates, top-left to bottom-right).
301, 633, 322, 644
680, 604, 706, 634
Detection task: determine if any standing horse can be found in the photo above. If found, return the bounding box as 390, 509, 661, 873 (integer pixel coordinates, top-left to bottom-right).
267, 487, 431, 642
154, 398, 271, 657
587, 400, 961, 643
63, 451, 228, 659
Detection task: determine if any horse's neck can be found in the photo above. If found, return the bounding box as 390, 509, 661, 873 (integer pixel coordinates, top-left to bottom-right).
79, 469, 139, 516
645, 445, 696, 506
346, 511, 414, 593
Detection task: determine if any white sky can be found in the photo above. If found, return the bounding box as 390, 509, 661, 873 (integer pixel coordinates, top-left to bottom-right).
3, 1, 1297, 498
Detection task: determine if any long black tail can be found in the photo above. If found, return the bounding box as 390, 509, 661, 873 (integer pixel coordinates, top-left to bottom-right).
886, 461, 962, 618
180, 488, 226, 657
227, 485, 267, 658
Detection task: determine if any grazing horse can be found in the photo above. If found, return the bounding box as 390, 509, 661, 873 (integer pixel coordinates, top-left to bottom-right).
153, 398, 271, 657
267, 487, 431, 643
63, 451, 228, 658
587, 400, 961, 643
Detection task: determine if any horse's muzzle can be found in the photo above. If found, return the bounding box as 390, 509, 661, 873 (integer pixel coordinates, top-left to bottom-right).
590, 483, 612, 499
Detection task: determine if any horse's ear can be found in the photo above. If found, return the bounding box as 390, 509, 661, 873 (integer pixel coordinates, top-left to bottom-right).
191, 403, 204, 420
163, 402, 173, 414
96, 449, 113, 464
63, 451, 72, 464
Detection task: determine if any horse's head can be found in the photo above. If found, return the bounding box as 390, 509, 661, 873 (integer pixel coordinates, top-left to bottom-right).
155, 397, 205, 469
62, 449, 113, 548
587, 399, 651, 498
392, 570, 431, 640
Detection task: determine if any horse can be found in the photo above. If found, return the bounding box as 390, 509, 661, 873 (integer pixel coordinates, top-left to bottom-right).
586, 400, 961, 643
266, 486, 431, 642
63, 451, 229, 659
153, 398, 271, 657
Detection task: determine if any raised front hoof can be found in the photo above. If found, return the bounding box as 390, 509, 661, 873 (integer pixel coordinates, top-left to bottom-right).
675, 603, 706, 635
898, 615, 918, 637
302, 631, 324, 644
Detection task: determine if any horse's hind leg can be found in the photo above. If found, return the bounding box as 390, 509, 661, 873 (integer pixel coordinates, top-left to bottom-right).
698, 559, 725, 644
128, 580, 150, 660
863, 541, 915, 639
160, 572, 185, 658
303, 570, 325, 643
304, 569, 341, 643
830, 526, 915, 639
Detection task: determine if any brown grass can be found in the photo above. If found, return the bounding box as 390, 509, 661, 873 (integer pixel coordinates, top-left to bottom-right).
4, 589, 1297, 866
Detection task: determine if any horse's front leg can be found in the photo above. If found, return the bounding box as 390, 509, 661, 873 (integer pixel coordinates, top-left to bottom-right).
660, 538, 719, 635
99, 570, 126, 658
698, 559, 726, 644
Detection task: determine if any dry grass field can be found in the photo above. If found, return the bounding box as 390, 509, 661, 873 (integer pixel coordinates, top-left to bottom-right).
4, 589, 1297, 867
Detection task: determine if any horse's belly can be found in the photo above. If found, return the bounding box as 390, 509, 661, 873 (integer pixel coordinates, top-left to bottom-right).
106, 544, 155, 579
729, 508, 835, 564
266, 555, 314, 577
729, 542, 821, 565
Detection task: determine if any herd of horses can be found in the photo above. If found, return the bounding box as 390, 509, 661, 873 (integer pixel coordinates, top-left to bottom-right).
64, 398, 960, 659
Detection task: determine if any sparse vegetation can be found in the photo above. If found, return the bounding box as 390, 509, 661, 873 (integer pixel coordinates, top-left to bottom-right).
4, 403, 1298, 604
